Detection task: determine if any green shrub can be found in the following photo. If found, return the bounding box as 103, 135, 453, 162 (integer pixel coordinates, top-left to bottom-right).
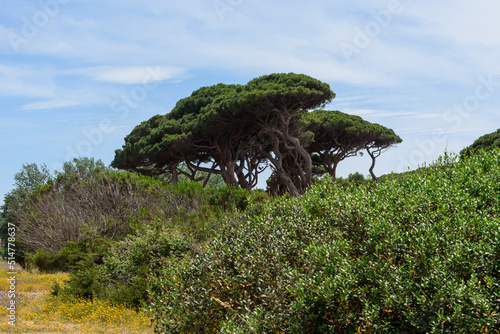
151, 149, 500, 333
104, 225, 191, 281
25, 250, 59, 272
55, 263, 109, 300
168, 183, 269, 244
49, 224, 191, 308
25, 235, 111, 273
335, 172, 370, 188
206, 186, 251, 212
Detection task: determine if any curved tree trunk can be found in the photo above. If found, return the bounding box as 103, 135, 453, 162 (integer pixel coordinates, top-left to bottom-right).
366, 148, 378, 181
264, 132, 300, 196
287, 134, 313, 189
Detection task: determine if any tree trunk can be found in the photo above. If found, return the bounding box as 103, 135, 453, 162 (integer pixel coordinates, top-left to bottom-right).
366, 148, 378, 181
287, 134, 313, 189
265, 134, 300, 196
171, 162, 179, 184
235, 159, 251, 190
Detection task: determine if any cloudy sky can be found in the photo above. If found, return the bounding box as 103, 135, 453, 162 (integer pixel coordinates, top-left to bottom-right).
1, 0, 499, 202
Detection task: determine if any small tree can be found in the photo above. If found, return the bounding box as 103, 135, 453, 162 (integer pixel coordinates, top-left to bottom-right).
0, 163, 53, 260
302, 110, 372, 180
301, 110, 402, 181
365, 127, 402, 181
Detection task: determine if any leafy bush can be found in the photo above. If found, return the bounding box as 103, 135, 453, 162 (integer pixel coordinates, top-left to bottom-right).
335, 172, 369, 188
150, 149, 500, 333
53, 263, 109, 300
101, 225, 191, 308
45, 213, 193, 307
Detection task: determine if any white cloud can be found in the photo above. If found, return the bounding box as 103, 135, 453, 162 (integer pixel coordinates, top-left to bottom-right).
69, 66, 185, 84
404, 1, 500, 47
343, 108, 417, 118
21, 99, 83, 110
405, 113, 441, 120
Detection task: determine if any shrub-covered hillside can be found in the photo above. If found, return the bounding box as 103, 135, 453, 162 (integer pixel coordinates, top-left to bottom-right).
150, 149, 500, 333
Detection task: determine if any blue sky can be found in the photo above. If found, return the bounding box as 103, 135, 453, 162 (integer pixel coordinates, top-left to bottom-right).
1, 0, 500, 203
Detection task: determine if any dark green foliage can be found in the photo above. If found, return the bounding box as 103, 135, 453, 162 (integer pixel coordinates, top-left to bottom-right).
25, 235, 111, 273
461, 128, 500, 157
300, 110, 378, 179
112, 73, 335, 193
347, 171, 366, 185
299, 110, 402, 181
264, 109, 401, 193
53, 263, 108, 300
51, 225, 191, 308
113, 74, 402, 195
150, 149, 500, 333
205, 185, 255, 212
25, 250, 59, 272
334, 172, 369, 188
25, 246, 85, 273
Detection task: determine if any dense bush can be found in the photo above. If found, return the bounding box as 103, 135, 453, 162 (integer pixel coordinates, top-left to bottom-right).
150, 149, 500, 333
49, 225, 189, 307
17, 165, 230, 264
25, 235, 110, 273
15, 168, 182, 255
101, 225, 191, 307
336, 172, 370, 188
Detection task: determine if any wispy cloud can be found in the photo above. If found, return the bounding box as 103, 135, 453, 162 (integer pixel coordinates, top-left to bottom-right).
343, 108, 416, 118
21, 99, 84, 111
69, 66, 185, 85
0, 64, 56, 98
404, 113, 441, 120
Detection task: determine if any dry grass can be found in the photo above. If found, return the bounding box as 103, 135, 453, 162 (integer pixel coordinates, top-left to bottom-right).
0, 261, 154, 333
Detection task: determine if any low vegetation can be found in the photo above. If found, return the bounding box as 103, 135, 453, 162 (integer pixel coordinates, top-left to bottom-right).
0, 261, 152, 333
150, 149, 500, 333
